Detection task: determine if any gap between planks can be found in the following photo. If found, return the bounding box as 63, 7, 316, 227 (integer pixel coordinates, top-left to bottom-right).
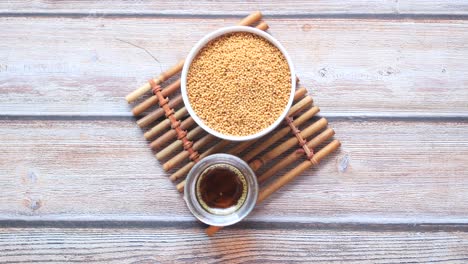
1, 217, 468, 232
2, 13, 468, 21
0, 112, 467, 122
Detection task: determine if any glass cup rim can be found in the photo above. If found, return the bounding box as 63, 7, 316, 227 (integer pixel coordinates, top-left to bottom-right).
184, 153, 259, 226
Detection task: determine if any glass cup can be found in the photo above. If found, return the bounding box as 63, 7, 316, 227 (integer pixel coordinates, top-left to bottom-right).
184, 153, 259, 226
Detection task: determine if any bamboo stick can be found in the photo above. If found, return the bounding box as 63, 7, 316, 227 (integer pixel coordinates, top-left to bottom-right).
170, 140, 231, 182
227, 139, 259, 156
171, 164, 192, 183
206, 139, 341, 236
258, 128, 335, 184
205, 226, 222, 236
293, 87, 307, 101
137, 94, 183, 128
132, 79, 181, 116
159, 88, 304, 160
249, 117, 328, 171
225, 88, 308, 156
149, 117, 194, 149
174, 106, 316, 192
255, 21, 269, 31
163, 134, 216, 171
126, 12, 263, 103
176, 97, 312, 166
258, 140, 341, 202
150, 116, 195, 149
143, 107, 188, 140
246, 107, 321, 168
242, 102, 317, 162
126, 60, 185, 103
288, 95, 313, 117
237, 11, 262, 26
156, 126, 204, 160
176, 179, 185, 192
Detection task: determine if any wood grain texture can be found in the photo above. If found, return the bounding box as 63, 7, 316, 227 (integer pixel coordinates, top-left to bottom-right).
1, 2, 468, 260
1, 1, 467, 15
1, 119, 467, 223
0, 227, 467, 263
0, 17, 468, 117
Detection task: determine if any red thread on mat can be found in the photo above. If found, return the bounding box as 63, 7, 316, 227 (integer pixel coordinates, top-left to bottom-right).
149, 79, 200, 163
285, 116, 315, 161
151, 81, 162, 94
164, 108, 174, 118
171, 120, 181, 129
176, 130, 187, 140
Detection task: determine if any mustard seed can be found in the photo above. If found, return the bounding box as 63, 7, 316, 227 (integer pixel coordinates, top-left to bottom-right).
187, 32, 291, 137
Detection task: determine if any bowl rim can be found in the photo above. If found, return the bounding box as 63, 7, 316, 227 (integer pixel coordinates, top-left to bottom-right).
181, 25, 296, 141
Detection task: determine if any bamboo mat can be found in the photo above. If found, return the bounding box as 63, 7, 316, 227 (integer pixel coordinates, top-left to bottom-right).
125, 11, 340, 236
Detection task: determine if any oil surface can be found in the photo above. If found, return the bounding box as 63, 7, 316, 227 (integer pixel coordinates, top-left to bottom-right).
196, 164, 247, 213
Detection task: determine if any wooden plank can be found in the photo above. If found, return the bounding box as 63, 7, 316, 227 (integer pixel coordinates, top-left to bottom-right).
397, 2, 468, 15
1, 17, 467, 117
0, 227, 467, 263
1, 119, 467, 223
1, 1, 467, 15
0, 1, 420, 15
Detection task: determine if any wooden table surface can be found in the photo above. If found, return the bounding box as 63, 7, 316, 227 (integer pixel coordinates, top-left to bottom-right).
1, 1, 468, 263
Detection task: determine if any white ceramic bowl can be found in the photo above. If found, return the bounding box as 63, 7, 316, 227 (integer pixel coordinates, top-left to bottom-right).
181, 26, 296, 141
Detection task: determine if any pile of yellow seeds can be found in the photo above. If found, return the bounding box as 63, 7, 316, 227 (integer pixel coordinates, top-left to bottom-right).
187, 32, 291, 136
